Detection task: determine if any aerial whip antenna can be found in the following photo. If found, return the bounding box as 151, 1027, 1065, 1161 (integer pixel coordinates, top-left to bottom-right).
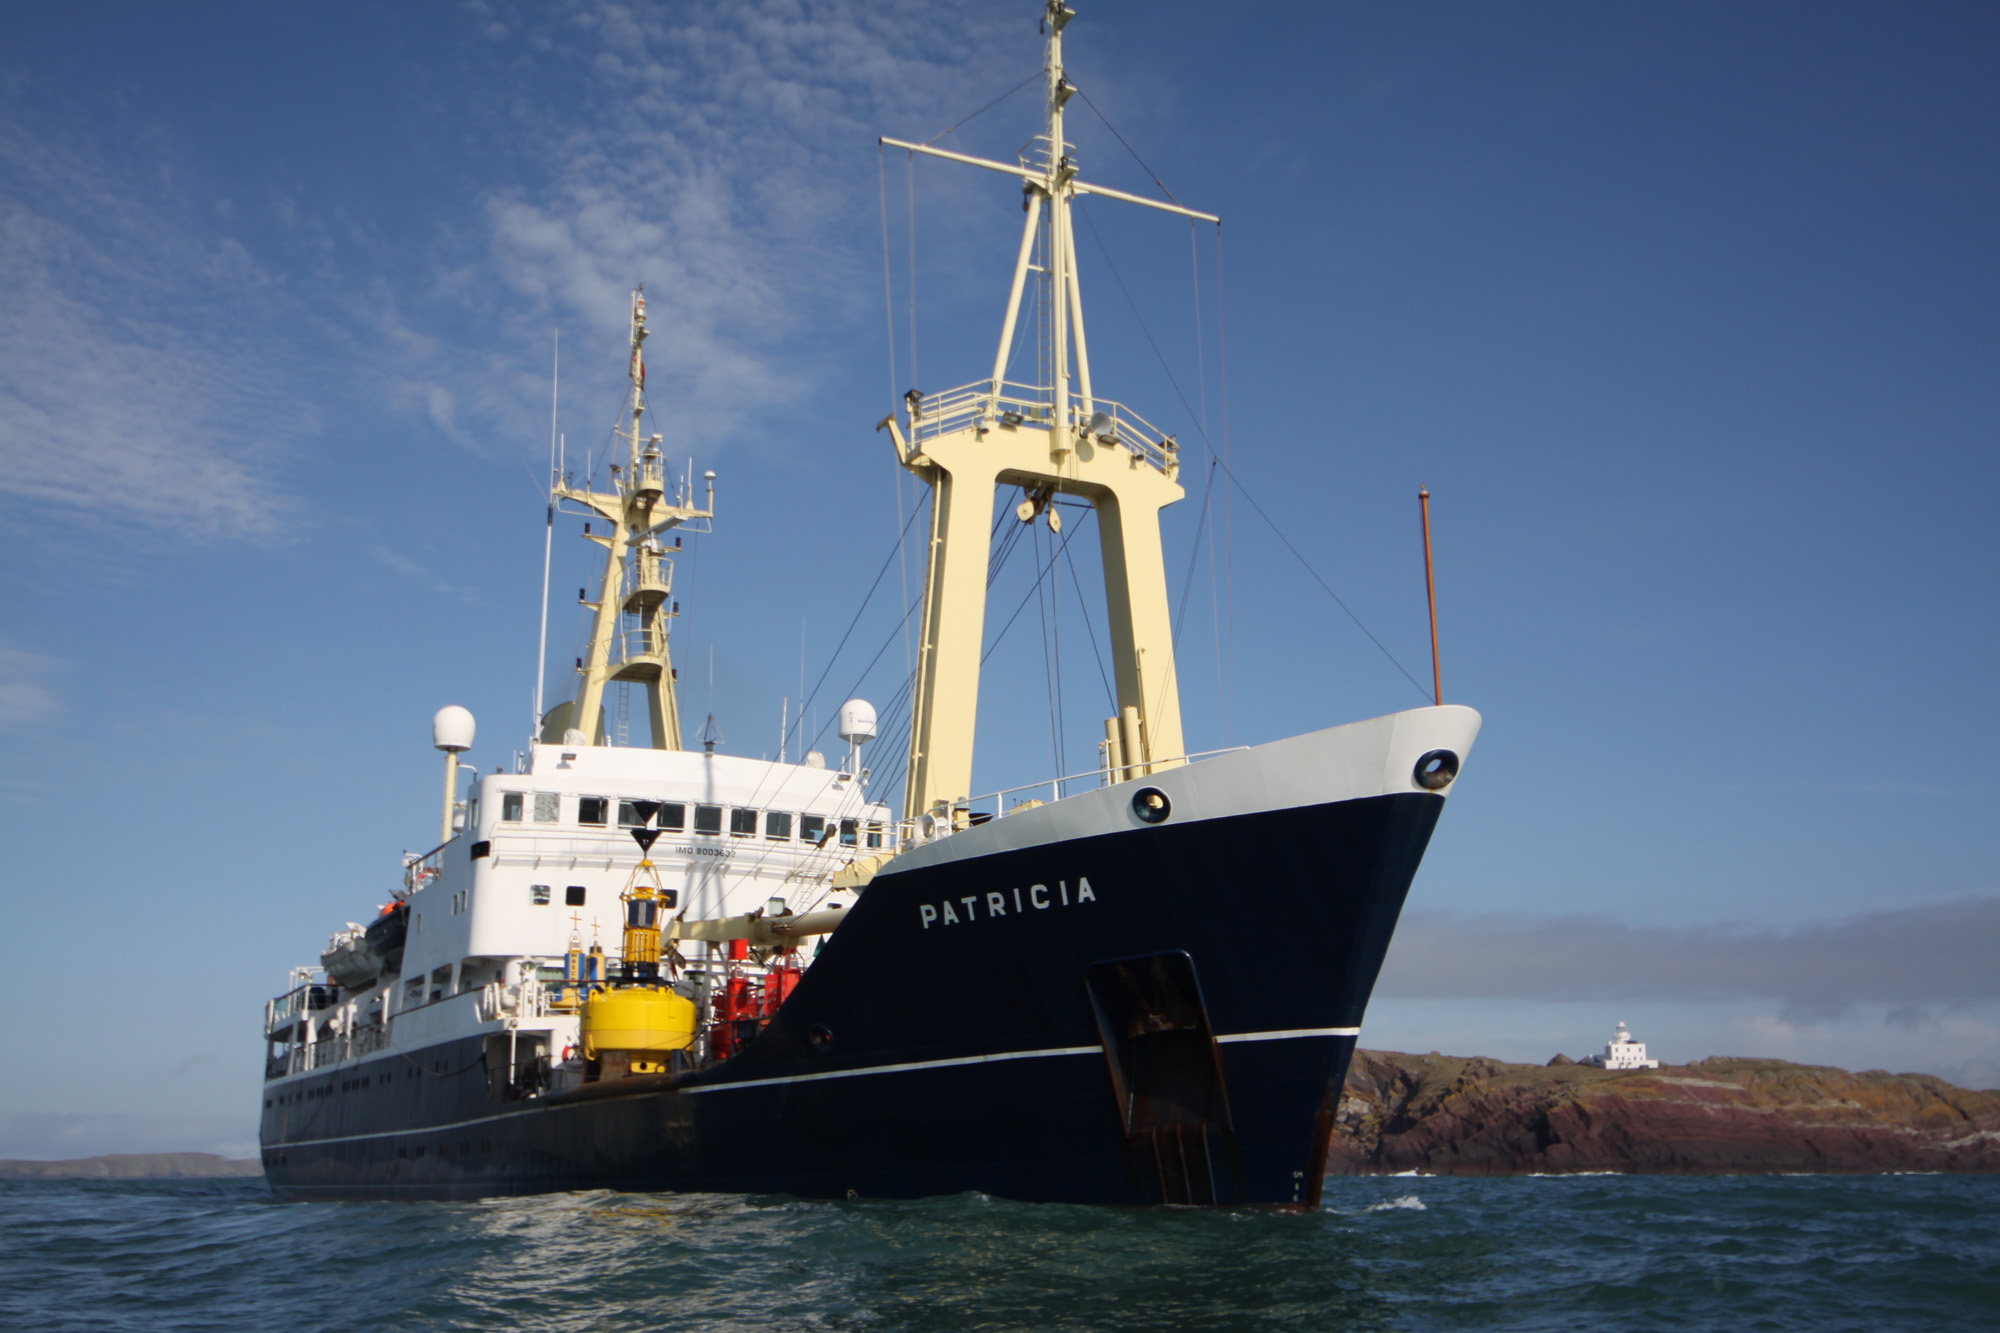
1419, 486, 1442, 705
533, 332, 559, 740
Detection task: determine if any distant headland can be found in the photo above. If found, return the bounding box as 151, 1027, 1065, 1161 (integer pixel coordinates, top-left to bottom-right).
1332, 1049, 2000, 1175
0, 1153, 263, 1180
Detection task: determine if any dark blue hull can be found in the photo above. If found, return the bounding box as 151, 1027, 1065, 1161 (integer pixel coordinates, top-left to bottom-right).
263, 790, 1443, 1207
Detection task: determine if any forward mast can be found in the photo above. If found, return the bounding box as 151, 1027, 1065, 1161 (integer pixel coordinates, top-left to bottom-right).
881, 0, 1219, 824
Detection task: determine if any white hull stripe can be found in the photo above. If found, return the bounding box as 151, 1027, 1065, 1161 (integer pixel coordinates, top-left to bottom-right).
271, 1028, 1357, 1148
1215, 1027, 1360, 1044
678, 1044, 1102, 1094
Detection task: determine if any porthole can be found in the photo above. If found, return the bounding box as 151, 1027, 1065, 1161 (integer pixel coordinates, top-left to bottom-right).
1413, 749, 1460, 791
1131, 787, 1171, 824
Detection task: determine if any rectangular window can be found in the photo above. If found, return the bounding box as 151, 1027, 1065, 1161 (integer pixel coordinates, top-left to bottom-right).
620, 800, 687, 829
694, 805, 723, 836
765, 811, 793, 841
530, 884, 551, 906
799, 814, 826, 845
839, 818, 859, 848
429, 965, 452, 1003
729, 808, 758, 838
404, 978, 423, 1005
577, 797, 608, 826
565, 885, 586, 906
865, 822, 883, 850
501, 793, 523, 822
533, 793, 559, 823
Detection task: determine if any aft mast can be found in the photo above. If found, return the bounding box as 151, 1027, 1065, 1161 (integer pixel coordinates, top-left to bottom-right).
547, 289, 714, 749
880, 2, 1218, 822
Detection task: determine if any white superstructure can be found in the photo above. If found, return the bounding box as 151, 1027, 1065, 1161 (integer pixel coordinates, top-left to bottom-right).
264, 716, 893, 1086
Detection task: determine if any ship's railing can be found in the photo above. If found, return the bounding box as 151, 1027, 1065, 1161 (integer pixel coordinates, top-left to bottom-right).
907, 380, 1180, 478
481, 824, 893, 867
274, 1022, 390, 1078
948, 746, 1251, 828
476, 977, 549, 1023
265, 986, 308, 1035
403, 842, 448, 894
607, 624, 666, 666
264, 982, 341, 1036
578, 624, 665, 672
629, 456, 666, 498
625, 554, 671, 600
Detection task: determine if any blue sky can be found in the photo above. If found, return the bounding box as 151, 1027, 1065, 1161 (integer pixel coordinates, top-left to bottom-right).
2, 1, 1996, 1158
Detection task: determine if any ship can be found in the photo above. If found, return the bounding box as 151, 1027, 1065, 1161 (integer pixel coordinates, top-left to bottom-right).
258, 2, 1480, 1208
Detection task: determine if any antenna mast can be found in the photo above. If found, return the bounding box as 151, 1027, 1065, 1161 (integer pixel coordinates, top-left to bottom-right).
549, 289, 715, 749
877, 2, 1217, 822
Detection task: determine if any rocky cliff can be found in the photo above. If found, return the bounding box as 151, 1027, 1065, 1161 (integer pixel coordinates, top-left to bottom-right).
1330, 1050, 2000, 1175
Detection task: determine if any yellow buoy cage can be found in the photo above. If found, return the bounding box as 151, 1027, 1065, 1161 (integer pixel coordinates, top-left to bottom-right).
582, 986, 697, 1059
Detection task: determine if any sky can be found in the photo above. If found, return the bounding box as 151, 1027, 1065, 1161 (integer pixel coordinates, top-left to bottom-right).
1, 1, 1996, 1159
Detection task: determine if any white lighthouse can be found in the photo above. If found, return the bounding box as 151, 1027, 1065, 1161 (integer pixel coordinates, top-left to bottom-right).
1584, 1020, 1661, 1070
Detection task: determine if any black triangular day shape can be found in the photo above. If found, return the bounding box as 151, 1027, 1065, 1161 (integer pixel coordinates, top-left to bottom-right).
631, 827, 663, 853
631, 800, 662, 826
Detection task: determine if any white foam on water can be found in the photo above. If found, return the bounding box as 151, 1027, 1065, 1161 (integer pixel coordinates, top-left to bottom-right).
1365, 1194, 1427, 1212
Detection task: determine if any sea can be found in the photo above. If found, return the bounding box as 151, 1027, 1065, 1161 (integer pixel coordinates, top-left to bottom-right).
3, 1175, 1996, 1331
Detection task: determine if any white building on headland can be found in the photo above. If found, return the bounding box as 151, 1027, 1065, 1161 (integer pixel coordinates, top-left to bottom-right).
1583, 1020, 1660, 1070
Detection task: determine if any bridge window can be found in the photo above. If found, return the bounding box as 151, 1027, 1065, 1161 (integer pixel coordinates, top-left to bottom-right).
730, 808, 758, 838
533, 793, 559, 823
694, 805, 723, 836
765, 811, 793, 841
866, 822, 884, 850
578, 797, 608, 826
839, 819, 859, 848
501, 793, 523, 822
800, 814, 826, 845
620, 800, 688, 830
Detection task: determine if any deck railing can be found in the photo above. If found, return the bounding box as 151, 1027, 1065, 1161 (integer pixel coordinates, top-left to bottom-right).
908, 380, 1180, 478
946, 746, 1250, 828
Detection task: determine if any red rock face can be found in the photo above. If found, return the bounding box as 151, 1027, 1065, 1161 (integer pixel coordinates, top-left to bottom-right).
1328, 1050, 2000, 1175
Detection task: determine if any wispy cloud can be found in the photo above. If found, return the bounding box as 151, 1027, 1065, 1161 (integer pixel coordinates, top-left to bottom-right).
1377, 895, 2000, 1019
0, 124, 303, 540
0, 2, 1072, 540
366, 543, 469, 599
0, 640, 62, 725
398, 0, 1022, 453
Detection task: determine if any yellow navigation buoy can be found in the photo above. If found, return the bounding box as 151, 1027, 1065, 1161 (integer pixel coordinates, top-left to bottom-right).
582, 986, 696, 1060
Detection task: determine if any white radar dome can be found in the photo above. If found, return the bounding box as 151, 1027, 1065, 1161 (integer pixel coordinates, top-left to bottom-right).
432, 705, 476, 753
837, 699, 878, 745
